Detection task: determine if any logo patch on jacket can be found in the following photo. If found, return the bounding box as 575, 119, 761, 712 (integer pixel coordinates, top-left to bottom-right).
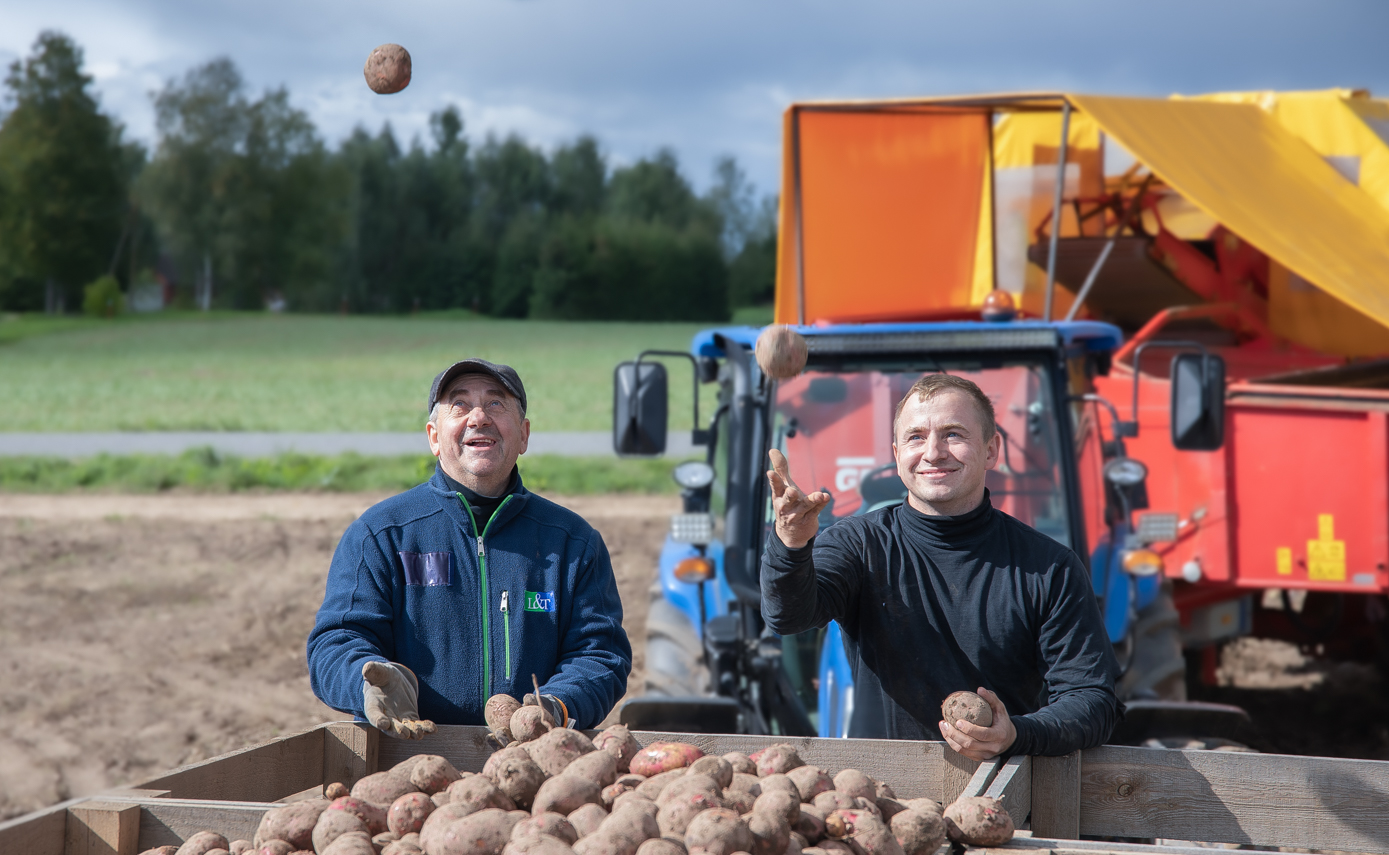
524, 590, 556, 612
400, 551, 452, 586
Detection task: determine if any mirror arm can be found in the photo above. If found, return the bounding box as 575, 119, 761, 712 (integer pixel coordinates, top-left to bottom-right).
636, 349, 710, 446
1129, 339, 1210, 436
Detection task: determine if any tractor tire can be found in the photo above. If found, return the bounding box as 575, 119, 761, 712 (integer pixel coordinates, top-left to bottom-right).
643, 596, 711, 696
1118, 582, 1188, 702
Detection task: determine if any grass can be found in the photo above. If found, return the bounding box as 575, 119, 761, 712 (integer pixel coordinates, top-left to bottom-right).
0, 449, 688, 494
0, 311, 735, 433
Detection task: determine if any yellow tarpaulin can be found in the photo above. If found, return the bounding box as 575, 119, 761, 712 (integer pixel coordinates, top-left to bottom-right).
1071, 94, 1389, 350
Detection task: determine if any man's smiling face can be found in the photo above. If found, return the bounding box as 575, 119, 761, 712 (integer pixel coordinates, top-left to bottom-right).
426, 373, 530, 496
892, 387, 1000, 516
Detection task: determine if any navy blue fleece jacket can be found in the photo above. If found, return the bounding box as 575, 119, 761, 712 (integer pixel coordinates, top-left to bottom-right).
307, 468, 632, 729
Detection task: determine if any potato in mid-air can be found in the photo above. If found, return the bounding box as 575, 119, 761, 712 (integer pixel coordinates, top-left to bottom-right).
364, 43, 412, 94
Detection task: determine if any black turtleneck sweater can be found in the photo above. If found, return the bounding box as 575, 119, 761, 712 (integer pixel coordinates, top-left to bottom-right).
439, 466, 520, 533
761, 491, 1120, 756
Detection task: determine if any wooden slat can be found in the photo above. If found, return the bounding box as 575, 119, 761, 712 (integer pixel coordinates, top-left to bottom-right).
128, 800, 272, 851
983, 756, 1030, 830
959, 758, 1003, 798
324, 721, 377, 785
376, 727, 967, 801
137, 726, 325, 803
1029, 751, 1080, 839
1079, 745, 1389, 853
0, 797, 79, 855
987, 836, 1294, 855
66, 801, 140, 855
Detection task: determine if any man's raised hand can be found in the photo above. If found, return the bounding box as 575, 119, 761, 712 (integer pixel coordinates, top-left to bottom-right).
768, 448, 831, 549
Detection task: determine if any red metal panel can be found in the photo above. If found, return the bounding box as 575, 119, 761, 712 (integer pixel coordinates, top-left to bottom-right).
1226, 402, 1388, 593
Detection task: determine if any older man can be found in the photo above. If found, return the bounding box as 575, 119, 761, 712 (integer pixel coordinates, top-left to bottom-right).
308, 358, 632, 737
761, 372, 1119, 757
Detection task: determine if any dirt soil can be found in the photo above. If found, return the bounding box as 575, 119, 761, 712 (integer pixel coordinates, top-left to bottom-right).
5, 494, 1389, 824
0, 491, 676, 821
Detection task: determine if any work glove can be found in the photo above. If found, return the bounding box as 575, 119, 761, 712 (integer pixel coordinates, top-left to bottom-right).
362, 660, 437, 740
524, 692, 570, 729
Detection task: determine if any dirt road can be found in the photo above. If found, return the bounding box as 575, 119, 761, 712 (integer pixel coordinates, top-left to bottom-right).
0, 492, 675, 821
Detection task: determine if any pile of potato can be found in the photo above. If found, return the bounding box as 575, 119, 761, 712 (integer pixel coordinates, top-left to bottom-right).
139, 696, 1013, 855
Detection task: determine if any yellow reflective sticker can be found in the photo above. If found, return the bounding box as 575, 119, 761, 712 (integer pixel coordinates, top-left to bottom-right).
1308, 514, 1346, 581
1276, 547, 1292, 576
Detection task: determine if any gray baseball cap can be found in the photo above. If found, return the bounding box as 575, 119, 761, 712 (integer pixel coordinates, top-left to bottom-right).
428, 358, 527, 414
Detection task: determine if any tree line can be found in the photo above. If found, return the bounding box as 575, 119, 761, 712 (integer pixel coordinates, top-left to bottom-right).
0, 32, 777, 320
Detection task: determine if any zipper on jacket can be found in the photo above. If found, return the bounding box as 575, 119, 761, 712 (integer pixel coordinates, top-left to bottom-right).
458, 493, 514, 699
501, 590, 512, 680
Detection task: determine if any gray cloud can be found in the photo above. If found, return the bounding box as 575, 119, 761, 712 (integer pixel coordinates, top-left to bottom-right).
3, 0, 1386, 193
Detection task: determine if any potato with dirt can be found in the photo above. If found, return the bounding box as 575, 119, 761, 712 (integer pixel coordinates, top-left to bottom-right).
750, 745, 802, 777
175, 833, 230, 855
722, 753, 756, 775
721, 790, 758, 815
630, 741, 704, 777
942, 796, 1012, 846
451, 776, 520, 812
569, 803, 611, 837
684, 808, 754, 855
751, 790, 800, 825
565, 748, 620, 787
512, 705, 556, 742
324, 795, 389, 835
940, 691, 993, 728
313, 808, 369, 854
824, 811, 903, 855
657, 785, 723, 836
389, 792, 437, 836
489, 748, 549, 809
635, 768, 689, 801
602, 775, 645, 807
785, 767, 832, 803
254, 800, 325, 850
686, 756, 734, 789
488, 694, 525, 741
830, 771, 875, 802
352, 770, 420, 807
253, 842, 293, 855
533, 774, 604, 815
228, 842, 252, 855
504, 834, 579, 855
323, 830, 375, 855
513, 813, 580, 845
383, 833, 425, 855
411, 755, 464, 794
793, 806, 826, 843
888, 809, 945, 855
747, 812, 791, 855
594, 724, 642, 773
636, 840, 685, 855
430, 807, 524, 855
528, 728, 598, 777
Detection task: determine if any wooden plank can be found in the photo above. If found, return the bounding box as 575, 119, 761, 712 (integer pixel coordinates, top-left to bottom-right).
986, 836, 1293, 855
66, 801, 140, 855
324, 721, 377, 786
0, 796, 79, 855
1079, 744, 1389, 853
128, 800, 272, 851
959, 758, 1003, 798
376, 727, 962, 801
983, 756, 1030, 830
941, 746, 981, 804
1029, 751, 1080, 839
138, 726, 325, 803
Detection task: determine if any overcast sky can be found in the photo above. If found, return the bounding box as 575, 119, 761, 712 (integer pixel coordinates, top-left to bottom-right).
3, 0, 1386, 195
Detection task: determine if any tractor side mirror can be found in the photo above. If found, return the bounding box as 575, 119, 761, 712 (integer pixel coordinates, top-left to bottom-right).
1170, 352, 1225, 451
614, 361, 669, 456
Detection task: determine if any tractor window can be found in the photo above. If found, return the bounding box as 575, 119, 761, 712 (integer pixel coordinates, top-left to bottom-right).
768, 361, 1071, 547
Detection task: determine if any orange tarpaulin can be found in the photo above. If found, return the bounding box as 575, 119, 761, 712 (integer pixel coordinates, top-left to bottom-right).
775, 108, 989, 325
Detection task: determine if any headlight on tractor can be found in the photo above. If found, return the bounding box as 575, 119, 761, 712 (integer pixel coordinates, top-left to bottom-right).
1122, 548, 1164, 577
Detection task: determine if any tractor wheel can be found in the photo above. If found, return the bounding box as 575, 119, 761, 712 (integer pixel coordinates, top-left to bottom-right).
643, 596, 711, 696
1118, 581, 1188, 701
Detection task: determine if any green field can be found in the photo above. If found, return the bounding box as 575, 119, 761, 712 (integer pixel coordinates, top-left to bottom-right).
0, 312, 731, 433
0, 450, 687, 494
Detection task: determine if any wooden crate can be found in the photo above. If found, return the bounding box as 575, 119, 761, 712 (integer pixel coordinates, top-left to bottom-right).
3, 723, 1389, 855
